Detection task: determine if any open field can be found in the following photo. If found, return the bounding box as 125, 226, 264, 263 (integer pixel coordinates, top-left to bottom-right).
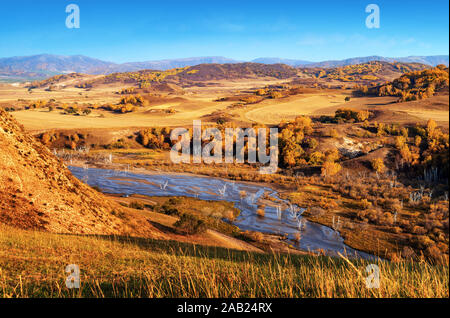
316, 95, 449, 126
2, 75, 448, 133
9, 105, 219, 130
243, 93, 348, 124
11, 97, 448, 132
0, 83, 116, 106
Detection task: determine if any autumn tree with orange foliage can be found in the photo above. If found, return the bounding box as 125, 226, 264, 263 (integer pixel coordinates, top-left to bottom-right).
371, 158, 386, 173
279, 116, 313, 167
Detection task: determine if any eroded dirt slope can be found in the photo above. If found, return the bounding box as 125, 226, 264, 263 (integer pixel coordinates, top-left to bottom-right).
0, 108, 153, 235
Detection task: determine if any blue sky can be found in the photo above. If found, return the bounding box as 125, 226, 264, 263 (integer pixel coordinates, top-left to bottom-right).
0, 0, 448, 63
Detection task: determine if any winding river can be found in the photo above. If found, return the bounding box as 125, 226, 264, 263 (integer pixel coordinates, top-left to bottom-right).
69, 166, 377, 260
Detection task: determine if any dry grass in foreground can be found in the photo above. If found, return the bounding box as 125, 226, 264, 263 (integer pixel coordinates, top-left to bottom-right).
0, 224, 448, 298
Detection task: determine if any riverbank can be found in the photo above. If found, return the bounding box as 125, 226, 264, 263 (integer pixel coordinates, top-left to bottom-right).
64, 154, 397, 261
70, 164, 362, 258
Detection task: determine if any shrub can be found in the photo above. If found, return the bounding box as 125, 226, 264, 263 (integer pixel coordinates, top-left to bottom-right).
41, 133, 51, 145
308, 151, 325, 165
118, 87, 136, 95
241, 231, 264, 242
359, 199, 372, 210
168, 197, 182, 205
255, 89, 267, 96
305, 138, 319, 150
321, 162, 342, 177
270, 91, 284, 99
129, 201, 145, 210
174, 214, 207, 235
110, 209, 126, 219
158, 203, 180, 216
156, 198, 182, 216
240, 96, 263, 104
119, 94, 146, 106
324, 148, 340, 162
64, 106, 79, 114
335, 108, 370, 123
319, 197, 338, 210
67, 141, 77, 150
103, 103, 136, 113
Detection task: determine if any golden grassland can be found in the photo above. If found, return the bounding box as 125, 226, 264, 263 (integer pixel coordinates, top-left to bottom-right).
7, 93, 448, 134
241, 93, 348, 125
0, 224, 448, 298
2, 72, 448, 134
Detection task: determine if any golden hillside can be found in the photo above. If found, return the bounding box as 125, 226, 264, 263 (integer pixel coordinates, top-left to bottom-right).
370, 65, 449, 101
300, 61, 429, 84
0, 108, 152, 235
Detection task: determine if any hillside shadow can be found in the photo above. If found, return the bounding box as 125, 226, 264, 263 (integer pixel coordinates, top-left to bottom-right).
59, 232, 330, 266
366, 101, 395, 106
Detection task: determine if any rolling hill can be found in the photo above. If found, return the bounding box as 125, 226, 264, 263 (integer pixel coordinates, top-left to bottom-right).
60, 63, 299, 89
0, 108, 154, 236
364, 65, 449, 101
28, 60, 434, 91
299, 61, 430, 85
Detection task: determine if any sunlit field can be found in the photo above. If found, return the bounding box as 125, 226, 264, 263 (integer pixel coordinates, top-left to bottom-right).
1, 225, 448, 298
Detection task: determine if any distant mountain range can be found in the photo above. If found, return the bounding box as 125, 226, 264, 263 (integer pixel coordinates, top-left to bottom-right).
0, 55, 113, 81
251, 57, 313, 66
251, 55, 449, 67
110, 57, 241, 73
0, 54, 448, 81
302, 55, 449, 68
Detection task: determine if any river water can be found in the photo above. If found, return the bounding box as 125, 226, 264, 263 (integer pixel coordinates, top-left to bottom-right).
69, 166, 377, 260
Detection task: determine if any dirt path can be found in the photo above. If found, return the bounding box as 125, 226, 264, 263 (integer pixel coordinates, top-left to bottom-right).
206, 229, 264, 253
